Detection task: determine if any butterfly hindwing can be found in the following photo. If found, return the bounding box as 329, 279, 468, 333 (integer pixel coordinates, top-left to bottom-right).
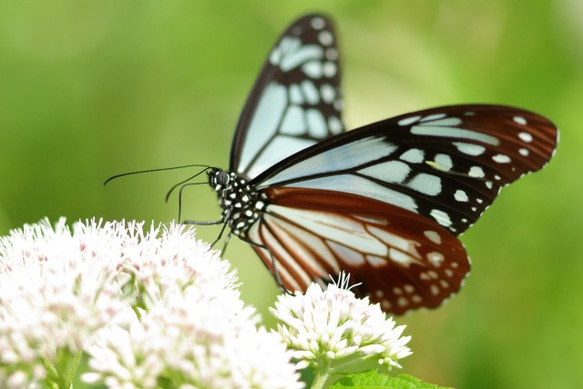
248, 187, 470, 314
230, 14, 344, 180
253, 104, 558, 235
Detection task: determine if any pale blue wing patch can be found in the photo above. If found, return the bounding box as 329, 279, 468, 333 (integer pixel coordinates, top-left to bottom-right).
231, 15, 345, 179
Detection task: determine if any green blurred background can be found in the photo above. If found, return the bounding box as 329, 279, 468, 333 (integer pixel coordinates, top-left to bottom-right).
0, 0, 581, 387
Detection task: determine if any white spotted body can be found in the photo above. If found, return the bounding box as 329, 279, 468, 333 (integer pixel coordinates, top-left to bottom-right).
208, 169, 267, 237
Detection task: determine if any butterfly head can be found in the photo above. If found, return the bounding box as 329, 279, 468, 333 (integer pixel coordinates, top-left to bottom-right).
208, 169, 233, 192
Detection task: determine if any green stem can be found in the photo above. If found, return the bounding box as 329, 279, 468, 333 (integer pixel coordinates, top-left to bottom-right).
64, 350, 83, 388
311, 360, 331, 389
41, 358, 59, 389
42, 349, 83, 389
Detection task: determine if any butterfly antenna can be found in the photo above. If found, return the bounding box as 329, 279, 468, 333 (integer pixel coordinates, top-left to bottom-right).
177, 181, 211, 222
103, 164, 214, 186
165, 167, 212, 202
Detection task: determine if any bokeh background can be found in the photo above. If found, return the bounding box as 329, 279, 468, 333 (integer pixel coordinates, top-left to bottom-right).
1, 0, 581, 387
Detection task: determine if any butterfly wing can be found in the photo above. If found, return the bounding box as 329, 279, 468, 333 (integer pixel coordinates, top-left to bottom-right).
248, 187, 470, 314
246, 105, 556, 313
230, 14, 345, 180
253, 104, 558, 235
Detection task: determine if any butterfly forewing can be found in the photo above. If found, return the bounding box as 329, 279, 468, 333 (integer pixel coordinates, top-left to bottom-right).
253, 104, 558, 235
248, 187, 470, 314
230, 14, 344, 180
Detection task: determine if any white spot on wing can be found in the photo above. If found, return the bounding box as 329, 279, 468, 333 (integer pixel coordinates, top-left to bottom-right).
398, 116, 421, 126
427, 252, 445, 267
420, 113, 447, 122
320, 84, 335, 103
366, 255, 387, 268
302, 61, 322, 78
519, 132, 533, 142
469, 166, 485, 178
280, 41, 323, 72
492, 154, 511, 163
326, 48, 338, 60
269, 46, 282, 65
519, 148, 529, 156
289, 84, 303, 104
368, 226, 421, 258
311, 17, 325, 30
408, 173, 442, 196
430, 209, 452, 228
307, 109, 327, 137
434, 154, 453, 171
454, 189, 469, 202
453, 142, 486, 156
400, 149, 424, 163
425, 117, 462, 126
359, 160, 410, 183
280, 106, 305, 135
513, 116, 527, 125
328, 241, 366, 265
389, 248, 417, 267
413, 126, 500, 145
328, 116, 343, 133
301, 80, 319, 104
318, 31, 333, 46
323, 62, 337, 77
424, 230, 441, 244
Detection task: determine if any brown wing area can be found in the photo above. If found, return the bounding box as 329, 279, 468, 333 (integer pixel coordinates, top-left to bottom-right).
247, 187, 470, 315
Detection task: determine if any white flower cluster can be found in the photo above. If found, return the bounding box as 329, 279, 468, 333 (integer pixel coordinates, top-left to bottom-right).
0, 218, 127, 387
270, 274, 412, 372
0, 218, 302, 389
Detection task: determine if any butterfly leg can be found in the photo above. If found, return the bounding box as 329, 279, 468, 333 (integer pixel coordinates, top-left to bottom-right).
239, 236, 292, 295
206, 207, 232, 248
221, 233, 231, 257
182, 219, 223, 225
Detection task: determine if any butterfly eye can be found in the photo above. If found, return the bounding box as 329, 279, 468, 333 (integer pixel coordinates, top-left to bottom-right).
217, 171, 230, 185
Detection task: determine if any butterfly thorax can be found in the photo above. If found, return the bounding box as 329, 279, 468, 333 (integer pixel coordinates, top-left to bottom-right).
208, 169, 269, 237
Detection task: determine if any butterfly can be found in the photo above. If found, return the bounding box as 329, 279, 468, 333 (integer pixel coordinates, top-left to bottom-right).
189, 14, 558, 315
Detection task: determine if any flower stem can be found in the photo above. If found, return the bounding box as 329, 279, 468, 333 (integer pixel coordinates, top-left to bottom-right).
42, 349, 83, 389
311, 360, 331, 389
65, 350, 83, 388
